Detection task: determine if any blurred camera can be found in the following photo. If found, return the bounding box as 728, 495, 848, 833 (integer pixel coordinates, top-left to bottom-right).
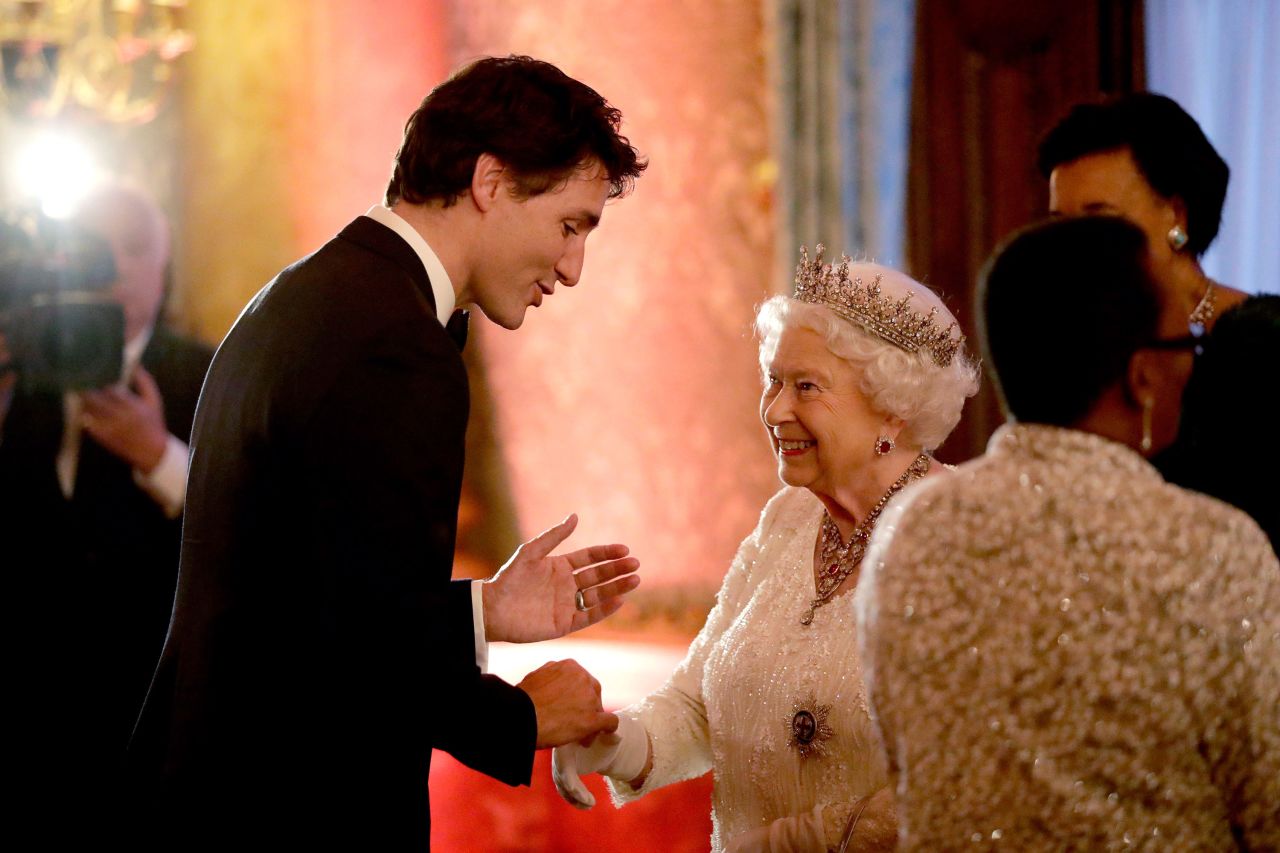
0, 209, 123, 392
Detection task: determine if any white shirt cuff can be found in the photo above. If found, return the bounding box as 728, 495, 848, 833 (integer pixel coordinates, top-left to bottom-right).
132, 433, 188, 519
471, 580, 489, 673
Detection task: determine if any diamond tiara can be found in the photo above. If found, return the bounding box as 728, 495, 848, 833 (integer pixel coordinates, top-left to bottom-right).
792, 245, 965, 368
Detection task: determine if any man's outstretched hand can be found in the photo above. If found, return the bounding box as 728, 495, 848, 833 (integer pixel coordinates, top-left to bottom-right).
482, 514, 640, 644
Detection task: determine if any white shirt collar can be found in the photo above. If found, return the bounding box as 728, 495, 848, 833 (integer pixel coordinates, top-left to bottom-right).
124, 327, 151, 377
364, 204, 455, 326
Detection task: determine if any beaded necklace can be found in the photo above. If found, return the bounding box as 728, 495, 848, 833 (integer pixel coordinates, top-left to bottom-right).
1189, 279, 1217, 330
801, 452, 931, 625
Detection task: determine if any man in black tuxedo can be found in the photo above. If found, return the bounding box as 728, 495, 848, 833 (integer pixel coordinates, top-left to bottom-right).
127, 56, 647, 850
0, 183, 213, 845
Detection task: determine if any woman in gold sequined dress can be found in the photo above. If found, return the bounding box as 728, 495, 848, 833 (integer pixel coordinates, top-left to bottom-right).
856, 217, 1279, 850
550, 248, 978, 852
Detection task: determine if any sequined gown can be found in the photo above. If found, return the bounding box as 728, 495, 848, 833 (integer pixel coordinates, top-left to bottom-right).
607, 487, 889, 851
856, 423, 1280, 851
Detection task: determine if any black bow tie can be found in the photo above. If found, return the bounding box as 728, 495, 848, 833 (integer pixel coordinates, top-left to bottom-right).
445, 309, 469, 351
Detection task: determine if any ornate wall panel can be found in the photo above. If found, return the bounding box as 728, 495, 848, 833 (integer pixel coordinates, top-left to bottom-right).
177, 0, 450, 340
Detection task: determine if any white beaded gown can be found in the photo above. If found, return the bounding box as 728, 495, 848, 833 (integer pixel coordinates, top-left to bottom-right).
856, 423, 1280, 851
606, 487, 888, 851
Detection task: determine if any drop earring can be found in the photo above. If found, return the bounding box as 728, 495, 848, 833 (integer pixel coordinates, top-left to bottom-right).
1140, 397, 1154, 453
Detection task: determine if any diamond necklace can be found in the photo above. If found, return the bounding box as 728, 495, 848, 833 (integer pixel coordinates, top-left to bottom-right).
1189, 279, 1217, 329
800, 452, 931, 625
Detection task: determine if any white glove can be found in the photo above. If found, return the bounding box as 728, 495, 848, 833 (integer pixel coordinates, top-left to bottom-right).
551, 715, 648, 809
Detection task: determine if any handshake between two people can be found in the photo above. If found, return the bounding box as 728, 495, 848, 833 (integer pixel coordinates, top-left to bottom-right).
480, 512, 650, 790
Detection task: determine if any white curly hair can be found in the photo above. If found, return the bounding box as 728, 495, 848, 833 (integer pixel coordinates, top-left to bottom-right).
755, 263, 980, 451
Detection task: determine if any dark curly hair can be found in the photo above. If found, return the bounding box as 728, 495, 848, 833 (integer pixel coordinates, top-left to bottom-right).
1037, 93, 1228, 257
385, 55, 646, 207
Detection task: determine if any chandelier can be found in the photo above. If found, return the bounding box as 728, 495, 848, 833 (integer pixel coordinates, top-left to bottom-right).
0, 0, 193, 124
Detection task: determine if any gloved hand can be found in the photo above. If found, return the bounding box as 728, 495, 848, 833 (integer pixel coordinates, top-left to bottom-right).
551, 715, 648, 809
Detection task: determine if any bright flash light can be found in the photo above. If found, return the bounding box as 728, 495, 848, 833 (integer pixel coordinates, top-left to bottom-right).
13, 131, 102, 219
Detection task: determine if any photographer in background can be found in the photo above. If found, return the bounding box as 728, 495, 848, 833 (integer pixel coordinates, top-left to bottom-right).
0, 182, 212, 844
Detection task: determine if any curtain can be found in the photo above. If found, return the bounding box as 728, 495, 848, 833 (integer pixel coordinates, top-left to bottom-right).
1146, 0, 1280, 294
773, 0, 915, 284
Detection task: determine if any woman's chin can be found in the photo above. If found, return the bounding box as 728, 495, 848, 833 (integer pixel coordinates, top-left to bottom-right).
775, 465, 812, 490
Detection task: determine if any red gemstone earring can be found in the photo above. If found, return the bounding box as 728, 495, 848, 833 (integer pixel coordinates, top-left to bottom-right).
874, 436, 895, 456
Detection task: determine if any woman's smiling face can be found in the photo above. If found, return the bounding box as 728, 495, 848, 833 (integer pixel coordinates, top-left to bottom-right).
760, 324, 887, 497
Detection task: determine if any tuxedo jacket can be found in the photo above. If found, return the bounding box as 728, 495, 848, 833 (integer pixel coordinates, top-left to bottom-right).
0, 326, 212, 844
127, 217, 536, 851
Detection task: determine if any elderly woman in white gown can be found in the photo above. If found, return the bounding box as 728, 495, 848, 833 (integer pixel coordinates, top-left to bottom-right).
552, 247, 979, 852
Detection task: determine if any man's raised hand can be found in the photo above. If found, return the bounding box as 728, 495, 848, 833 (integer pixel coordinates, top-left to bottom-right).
482, 514, 640, 644
80, 366, 169, 472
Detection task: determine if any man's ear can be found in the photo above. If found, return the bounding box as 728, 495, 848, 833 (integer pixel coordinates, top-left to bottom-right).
470, 152, 507, 213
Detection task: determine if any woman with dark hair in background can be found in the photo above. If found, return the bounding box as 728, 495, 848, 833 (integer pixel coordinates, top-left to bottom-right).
1039, 92, 1248, 331
1161, 295, 1280, 550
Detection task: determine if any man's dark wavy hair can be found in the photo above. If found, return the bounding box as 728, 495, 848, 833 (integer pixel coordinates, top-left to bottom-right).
978, 216, 1161, 428
1037, 93, 1228, 257
385, 55, 646, 207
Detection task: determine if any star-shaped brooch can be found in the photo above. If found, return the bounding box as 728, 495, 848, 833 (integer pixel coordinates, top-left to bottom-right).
787, 694, 834, 759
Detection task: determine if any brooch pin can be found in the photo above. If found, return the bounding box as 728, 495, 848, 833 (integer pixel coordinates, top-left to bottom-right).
787, 694, 834, 759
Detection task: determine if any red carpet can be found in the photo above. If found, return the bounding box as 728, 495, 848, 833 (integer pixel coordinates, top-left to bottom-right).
430, 749, 712, 852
